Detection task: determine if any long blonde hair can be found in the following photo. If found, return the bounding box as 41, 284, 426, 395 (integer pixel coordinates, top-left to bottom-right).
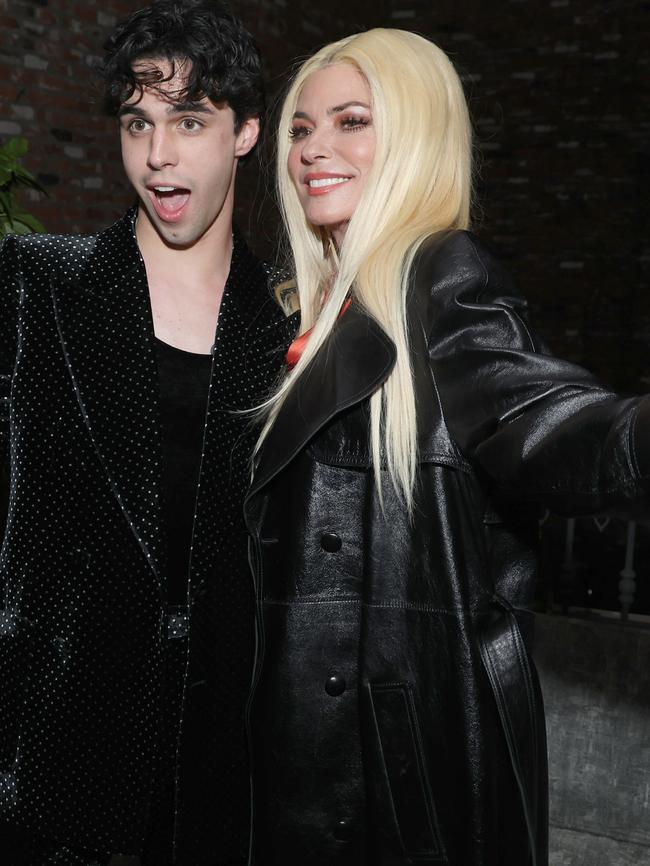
263, 28, 472, 510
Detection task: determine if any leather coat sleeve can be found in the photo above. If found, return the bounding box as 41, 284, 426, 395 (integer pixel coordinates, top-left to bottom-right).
0, 235, 20, 470
423, 230, 650, 515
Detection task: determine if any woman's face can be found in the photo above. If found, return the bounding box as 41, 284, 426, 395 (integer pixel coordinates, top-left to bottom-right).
287, 64, 376, 246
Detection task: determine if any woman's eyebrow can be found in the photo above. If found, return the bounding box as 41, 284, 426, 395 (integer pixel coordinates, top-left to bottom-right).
328, 101, 371, 113
292, 101, 371, 121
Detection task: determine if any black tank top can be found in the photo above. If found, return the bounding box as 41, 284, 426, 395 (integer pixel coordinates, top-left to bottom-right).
155, 337, 212, 604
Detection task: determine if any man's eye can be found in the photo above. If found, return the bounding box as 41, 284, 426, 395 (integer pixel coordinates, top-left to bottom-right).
128, 118, 149, 133
181, 118, 202, 131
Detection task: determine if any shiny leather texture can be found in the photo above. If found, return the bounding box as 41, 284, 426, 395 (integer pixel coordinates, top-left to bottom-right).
0, 209, 297, 861
244, 230, 650, 866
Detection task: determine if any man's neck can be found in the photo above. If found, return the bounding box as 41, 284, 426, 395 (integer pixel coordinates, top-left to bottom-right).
135, 206, 233, 291
135, 206, 235, 353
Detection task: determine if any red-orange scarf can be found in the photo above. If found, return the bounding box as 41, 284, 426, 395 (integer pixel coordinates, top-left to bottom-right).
285, 298, 351, 369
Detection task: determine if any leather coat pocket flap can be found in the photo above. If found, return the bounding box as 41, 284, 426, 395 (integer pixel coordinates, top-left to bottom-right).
368, 681, 446, 862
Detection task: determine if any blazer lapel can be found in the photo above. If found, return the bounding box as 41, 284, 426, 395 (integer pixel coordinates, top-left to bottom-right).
51, 209, 163, 579
188, 234, 299, 574
247, 304, 396, 503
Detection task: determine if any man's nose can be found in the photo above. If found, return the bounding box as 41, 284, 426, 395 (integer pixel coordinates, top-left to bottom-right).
147, 128, 178, 170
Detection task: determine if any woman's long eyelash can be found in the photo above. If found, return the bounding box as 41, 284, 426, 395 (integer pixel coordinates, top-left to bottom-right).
288, 127, 309, 139
340, 116, 371, 131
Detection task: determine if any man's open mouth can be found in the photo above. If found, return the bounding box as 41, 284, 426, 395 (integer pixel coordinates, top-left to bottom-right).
151, 185, 191, 213
146, 185, 192, 222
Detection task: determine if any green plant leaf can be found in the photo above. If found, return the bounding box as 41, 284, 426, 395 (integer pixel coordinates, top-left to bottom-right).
4, 222, 32, 236
4, 138, 28, 159
12, 164, 35, 180
0, 209, 15, 230
12, 211, 45, 233
0, 137, 47, 233
13, 169, 47, 194
0, 189, 13, 216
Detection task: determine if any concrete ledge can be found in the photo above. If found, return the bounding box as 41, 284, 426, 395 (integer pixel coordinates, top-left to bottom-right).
533, 614, 650, 859
550, 826, 650, 866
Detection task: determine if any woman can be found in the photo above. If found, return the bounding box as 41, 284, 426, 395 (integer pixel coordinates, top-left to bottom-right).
244, 29, 650, 866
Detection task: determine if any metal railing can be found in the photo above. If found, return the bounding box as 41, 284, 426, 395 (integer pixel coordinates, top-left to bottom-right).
540, 513, 648, 622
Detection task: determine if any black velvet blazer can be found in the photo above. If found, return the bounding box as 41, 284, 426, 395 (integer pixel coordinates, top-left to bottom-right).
243, 230, 650, 866
0, 209, 297, 858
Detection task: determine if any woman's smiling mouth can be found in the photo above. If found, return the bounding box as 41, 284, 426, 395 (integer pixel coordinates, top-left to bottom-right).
304, 174, 352, 196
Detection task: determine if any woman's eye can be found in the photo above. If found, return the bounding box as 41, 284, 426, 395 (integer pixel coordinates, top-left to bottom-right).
289, 126, 310, 140
340, 116, 370, 131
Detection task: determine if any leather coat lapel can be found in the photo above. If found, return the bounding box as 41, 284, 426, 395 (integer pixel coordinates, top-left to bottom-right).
247, 304, 396, 502
51, 209, 163, 579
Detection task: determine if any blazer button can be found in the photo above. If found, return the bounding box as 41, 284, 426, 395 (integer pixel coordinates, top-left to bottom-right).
325, 673, 346, 697
320, 532, 342, 552
332, 818, 354, 841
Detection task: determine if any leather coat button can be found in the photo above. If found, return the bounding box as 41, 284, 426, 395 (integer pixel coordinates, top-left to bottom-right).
325, 673, 346, 697
320, 532, 342, 552
332, 818, 354, 841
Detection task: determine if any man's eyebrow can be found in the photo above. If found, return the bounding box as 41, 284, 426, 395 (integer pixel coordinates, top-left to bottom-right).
118, 104, 146, 119
291, 101, 371, 121
167, 100, 214, 115
117, 101, 215, 118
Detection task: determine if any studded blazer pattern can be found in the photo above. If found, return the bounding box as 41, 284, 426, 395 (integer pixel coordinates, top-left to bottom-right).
0, 209, 298, 857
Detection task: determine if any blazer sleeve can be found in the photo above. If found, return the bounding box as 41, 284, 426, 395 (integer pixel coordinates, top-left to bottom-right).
423, 230, 650, 515
0, 235, 21, 470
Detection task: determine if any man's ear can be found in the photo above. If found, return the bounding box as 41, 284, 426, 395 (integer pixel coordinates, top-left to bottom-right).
234, 116, 260, 158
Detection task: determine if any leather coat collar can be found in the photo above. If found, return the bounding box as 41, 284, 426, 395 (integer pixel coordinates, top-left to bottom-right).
247, 303, 396, 502
247, 241, 472, 510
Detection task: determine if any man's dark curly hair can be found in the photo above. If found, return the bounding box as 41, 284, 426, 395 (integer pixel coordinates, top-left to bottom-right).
99, 0, 265, 134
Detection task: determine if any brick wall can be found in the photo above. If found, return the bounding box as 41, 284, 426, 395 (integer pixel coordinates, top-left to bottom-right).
0, 0, 388, 237
405, 0, 650, 393
1, 0, 136, 232
1, 0, 648, 391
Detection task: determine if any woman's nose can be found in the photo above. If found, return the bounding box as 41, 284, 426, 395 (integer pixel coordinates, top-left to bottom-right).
300, 128, 333, 163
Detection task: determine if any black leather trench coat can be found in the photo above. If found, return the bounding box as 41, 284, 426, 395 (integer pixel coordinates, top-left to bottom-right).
244, 230, 650, 866
0, 210, 296, 861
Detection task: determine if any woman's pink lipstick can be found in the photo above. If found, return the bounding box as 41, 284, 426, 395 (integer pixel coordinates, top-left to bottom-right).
304, 173, 352, 197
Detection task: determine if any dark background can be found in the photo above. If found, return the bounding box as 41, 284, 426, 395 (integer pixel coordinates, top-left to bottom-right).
1, 0, 649, 393
2, 5, 650, 860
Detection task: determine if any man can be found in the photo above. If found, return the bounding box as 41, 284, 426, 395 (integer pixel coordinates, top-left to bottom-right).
0, 2, 297, 864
